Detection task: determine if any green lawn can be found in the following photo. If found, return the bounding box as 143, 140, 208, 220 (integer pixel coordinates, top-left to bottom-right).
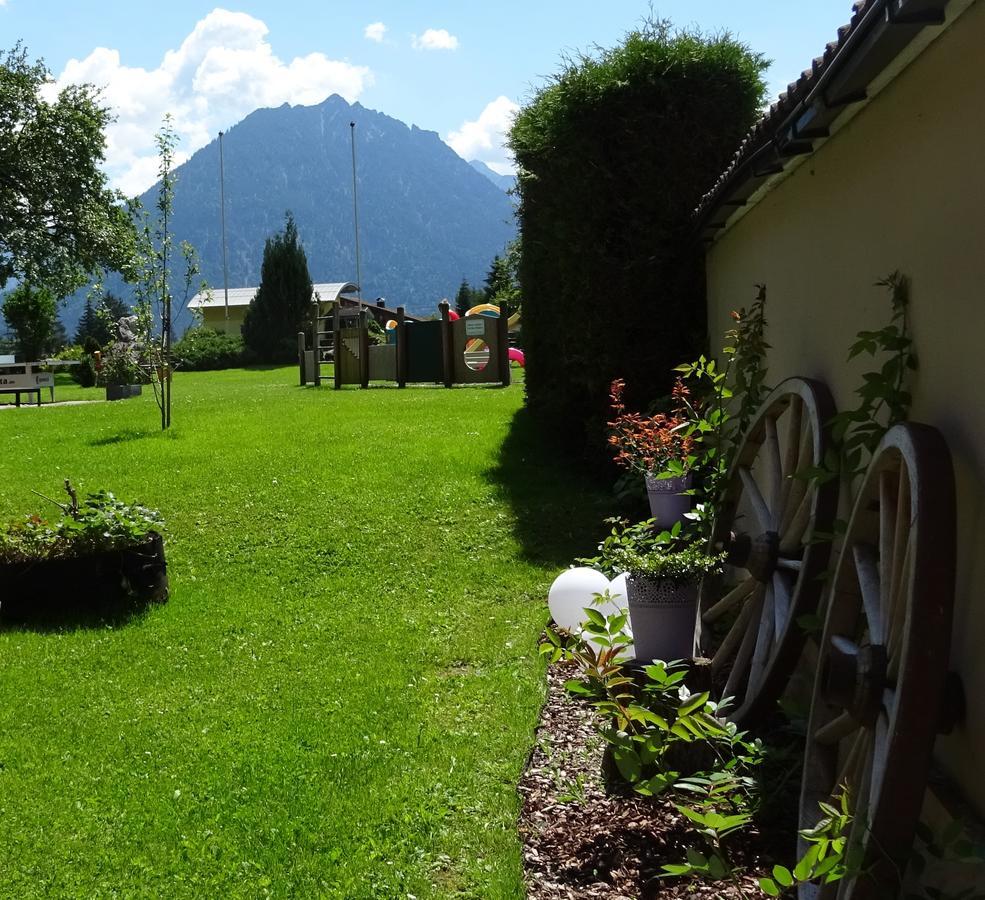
0, 367, 609, 898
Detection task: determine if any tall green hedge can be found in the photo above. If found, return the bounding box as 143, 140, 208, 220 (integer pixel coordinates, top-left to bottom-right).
509, 22, 766, 461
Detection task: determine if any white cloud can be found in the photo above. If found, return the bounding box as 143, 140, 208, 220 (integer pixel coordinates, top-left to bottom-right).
446, 96, 519, 175
51, 8, 372, 196
364, 22, 386, 43
412, 28, 459, 51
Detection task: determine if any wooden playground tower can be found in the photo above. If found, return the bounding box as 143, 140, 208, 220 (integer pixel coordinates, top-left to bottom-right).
300, 299, 511, 389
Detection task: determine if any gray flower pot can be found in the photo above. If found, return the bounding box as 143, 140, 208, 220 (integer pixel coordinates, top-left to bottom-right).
626, 575, 698, 662
644, 472, 693, 530
106, 384, 142, 401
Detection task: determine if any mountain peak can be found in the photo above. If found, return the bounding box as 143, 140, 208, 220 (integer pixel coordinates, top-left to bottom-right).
83, 98, 516, 331
469, 159, 515, 192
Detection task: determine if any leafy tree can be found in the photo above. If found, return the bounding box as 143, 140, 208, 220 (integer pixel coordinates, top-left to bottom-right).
1, 282, 57, 360
0, 44, 137, 296
242, 212, 314, 362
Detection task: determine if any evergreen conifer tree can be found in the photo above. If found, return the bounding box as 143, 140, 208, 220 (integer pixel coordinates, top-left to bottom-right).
242, 212, 314, 362
454, 278, 473, 317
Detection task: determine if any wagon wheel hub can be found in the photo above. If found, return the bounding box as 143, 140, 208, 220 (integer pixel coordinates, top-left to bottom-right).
821, 637, 887, 727
745, 530, 780, 584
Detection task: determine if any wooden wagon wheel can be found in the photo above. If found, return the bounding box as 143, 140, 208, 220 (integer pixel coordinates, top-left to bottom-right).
697, 377, 838, 724
798, 423, 955, 899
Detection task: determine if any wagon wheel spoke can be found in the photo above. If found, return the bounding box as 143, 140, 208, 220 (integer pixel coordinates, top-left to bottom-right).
700, 379, 838, 725
764, 414, 784, 516
711, 584, 762, 674
772, 571, 792, 636
780, 490, 812, 553
722, 589, 763, 699
779, 422, 813, 536
747, 581, 776, 695
814, 710, 857, 746
739, 465, 774, 532
852, 543, 884, 646
702, 576, 756, 624
799, 423, 956, 900
834, 729, 870, 797
779, 395, 804, 511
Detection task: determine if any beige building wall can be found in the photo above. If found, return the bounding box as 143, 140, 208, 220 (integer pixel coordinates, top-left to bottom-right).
706, 1, 985, 816
199, 307, 245, 335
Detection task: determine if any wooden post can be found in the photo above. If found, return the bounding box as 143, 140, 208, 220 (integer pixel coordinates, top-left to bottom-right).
333, 303, 342, 390
396, 306, 407, 389
359, 309, 370, 389
298, 332, 307, 387
496, 308, 511, 387
439, 300, 453, 388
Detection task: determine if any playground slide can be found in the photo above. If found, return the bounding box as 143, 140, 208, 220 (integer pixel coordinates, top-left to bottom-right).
465, 303, 521, 331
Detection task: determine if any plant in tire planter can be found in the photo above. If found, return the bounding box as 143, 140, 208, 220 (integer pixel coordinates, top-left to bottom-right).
608, 377, 697, 529
583, 519, 724, 661
99, 323, 148, 400
0, 481, 167, 620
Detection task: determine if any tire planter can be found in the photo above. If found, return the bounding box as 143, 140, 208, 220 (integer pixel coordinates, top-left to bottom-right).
0, 532, 168, 623
644, 473, 693, 530
106, 384, 142, 401
626, 574, 697, 662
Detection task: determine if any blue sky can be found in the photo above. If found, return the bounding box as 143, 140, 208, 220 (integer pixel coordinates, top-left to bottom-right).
2, 1, 856, 193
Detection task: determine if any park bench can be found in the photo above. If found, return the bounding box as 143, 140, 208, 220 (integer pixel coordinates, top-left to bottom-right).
0, 358, 57, 406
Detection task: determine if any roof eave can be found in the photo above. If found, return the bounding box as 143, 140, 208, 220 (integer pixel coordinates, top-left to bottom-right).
696, 0, 972, 244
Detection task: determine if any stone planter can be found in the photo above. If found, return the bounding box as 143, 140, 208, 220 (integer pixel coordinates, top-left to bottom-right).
644, 472, 693, 530
0, 532, 168, 623
106, 384, 142, 401
626, 574, 697, 662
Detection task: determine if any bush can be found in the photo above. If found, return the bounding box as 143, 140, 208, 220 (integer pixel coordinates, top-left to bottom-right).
509, 21, 766, 464
74, 355, 98, 387
172, 327, 247, 371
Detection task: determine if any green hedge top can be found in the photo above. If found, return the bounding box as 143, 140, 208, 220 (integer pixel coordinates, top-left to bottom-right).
507, 21, 767, 464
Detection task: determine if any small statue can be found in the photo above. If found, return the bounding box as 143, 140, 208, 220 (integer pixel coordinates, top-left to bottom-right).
117, 315, 140, 344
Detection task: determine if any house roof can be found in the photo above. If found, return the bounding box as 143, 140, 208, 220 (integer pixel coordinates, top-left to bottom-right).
188, 282, 359, 309
695, 0, 970, 242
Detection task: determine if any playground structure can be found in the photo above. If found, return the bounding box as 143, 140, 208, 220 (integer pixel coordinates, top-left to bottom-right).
298, 300, 520, 389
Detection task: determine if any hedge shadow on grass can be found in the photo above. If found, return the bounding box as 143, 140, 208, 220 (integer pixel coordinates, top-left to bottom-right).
484, 407, 615, 567
0, 596, 161, 633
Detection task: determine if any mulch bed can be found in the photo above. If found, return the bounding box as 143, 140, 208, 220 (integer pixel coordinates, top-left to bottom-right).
519, 661, 791, 899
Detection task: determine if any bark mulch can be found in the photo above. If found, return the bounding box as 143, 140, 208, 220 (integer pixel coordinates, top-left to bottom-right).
519, 661, 790, 899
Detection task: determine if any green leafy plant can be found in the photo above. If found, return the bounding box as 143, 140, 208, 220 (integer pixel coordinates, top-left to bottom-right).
801, 272, 915, 498
0, 480, 163, 563
172, 327, 249, 371
669, 286, 770, 538
575, 517, 724, 582
759, 787, 854, 895
542, 614, 758, 800
98, 333, 148, 386
907, 819, 985, 900
832, 271, 915, 482
726, 284, 770, 441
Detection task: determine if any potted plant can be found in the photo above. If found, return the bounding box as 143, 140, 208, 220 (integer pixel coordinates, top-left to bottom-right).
99, 340, 146, 400
608, 377, 697, 529
582, 519, 723, 662
0, 481, 167, 621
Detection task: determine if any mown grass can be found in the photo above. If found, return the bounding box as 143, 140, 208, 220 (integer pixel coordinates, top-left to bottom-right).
0, 367, 610, 898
